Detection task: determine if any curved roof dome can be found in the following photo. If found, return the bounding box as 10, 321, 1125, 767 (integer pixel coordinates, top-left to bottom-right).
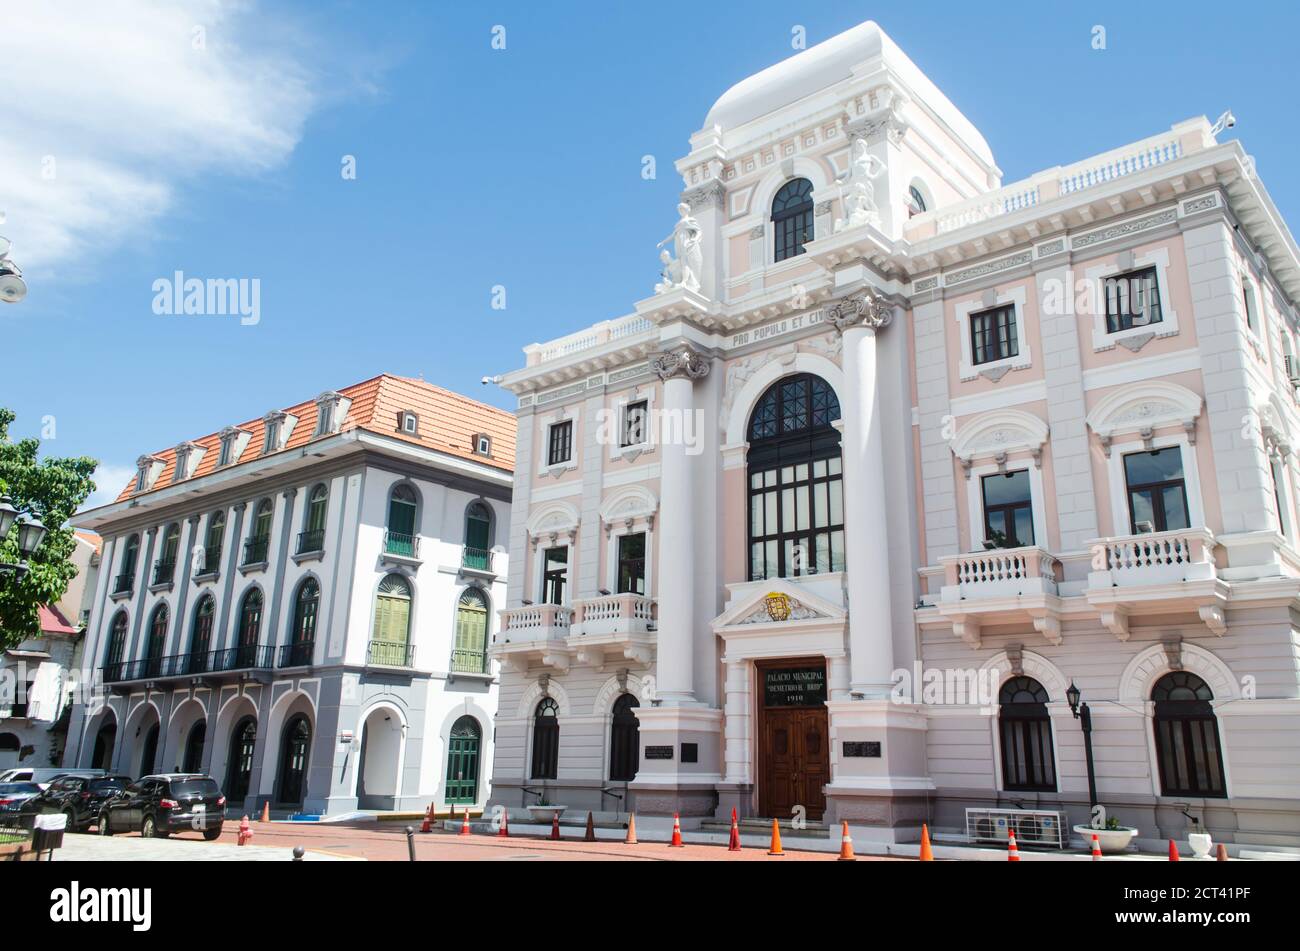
702, 21, 994, 168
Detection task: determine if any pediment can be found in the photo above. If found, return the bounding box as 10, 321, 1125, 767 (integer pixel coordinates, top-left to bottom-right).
712, 578, 847, 630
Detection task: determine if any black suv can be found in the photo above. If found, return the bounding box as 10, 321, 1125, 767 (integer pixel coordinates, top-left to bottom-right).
99, 774, 226, 840
22, 774, 133, 831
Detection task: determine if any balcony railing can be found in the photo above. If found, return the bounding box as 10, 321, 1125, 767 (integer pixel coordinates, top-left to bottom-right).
278, 640, 314, 668
102, 644, 274, 684
112, 572, 134, 595
297, 529, 325, 555
571, 593, 656, 636
383, 531, 419, 559
242, 536, 270, 566
367, 639, 415, 668
450, 648, 489, 674
499, 603, 572, 640
939, 546, 1059, 601
1087, 528, 1218, 587
195, 548, 222, 577
461, 547, 493, 573
151, 559, 176, 586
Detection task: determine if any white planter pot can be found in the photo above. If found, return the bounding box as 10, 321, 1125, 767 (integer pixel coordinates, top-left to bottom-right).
1074, 824, 1138, 853
527, 805, 568, 825
1188, 832, 1213, 859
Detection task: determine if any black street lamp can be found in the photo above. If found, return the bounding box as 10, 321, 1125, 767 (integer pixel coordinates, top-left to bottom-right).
1066, 681, 1099, 813
0, 496, 47, 578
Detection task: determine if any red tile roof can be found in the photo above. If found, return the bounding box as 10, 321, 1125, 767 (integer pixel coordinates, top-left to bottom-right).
114, 374, 515, 503
73, 530, 102, 556
38, 604, 80, 635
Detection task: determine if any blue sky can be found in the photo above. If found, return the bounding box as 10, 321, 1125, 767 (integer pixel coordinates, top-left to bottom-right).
3, 0, 1297, 507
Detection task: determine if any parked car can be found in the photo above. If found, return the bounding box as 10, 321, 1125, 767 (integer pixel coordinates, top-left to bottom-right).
99, 774, 226, 840
0, 767, 105, 789
0, 782, 43, 813
21, 774, 133, 832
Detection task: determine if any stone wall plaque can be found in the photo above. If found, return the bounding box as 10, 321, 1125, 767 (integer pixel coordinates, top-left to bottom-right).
843, 741, 882, 758
644, 745, 674, 760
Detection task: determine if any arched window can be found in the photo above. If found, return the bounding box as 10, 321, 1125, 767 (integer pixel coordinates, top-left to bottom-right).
746, 374, 843, 580
201, 511, 225, 575
115, 535, 139, 593
772, 178, 814, 262
182, 719, 206, 773
91, 720, 117, 772
187, 596, 215, 673
463, 501, 492, 570
1152, 672, 1226, 798
301, 484, 328, 553
907, 184, 928, 217
276, 714, 312, 806
608, 693, 640, 782
234, 588, 263, 668
452, 588, 489, 673
139, 722, 159, 777
284, 578, 319, 667
370, 574, 412, 666
226, 717, 257, 804
998, 677, 1056, 792
144, 604, 168, 677
246, 498, 273, 564
104, 611, 129, 679
156, 523, 180, 583
445, 716, 482, 804
385, 484, 418, 556
530, 697, 560, 780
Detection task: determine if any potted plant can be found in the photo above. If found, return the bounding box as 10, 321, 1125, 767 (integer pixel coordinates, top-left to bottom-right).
1073, 815, 1138, 853
526, 797, 567, 825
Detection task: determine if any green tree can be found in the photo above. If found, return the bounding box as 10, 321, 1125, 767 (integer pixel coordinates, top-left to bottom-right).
0, 408, 98, 648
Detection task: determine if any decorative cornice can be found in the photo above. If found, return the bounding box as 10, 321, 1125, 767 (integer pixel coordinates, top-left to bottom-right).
651, 346, 711, 382
681, 180, 725, 211
828, 289, 893, 334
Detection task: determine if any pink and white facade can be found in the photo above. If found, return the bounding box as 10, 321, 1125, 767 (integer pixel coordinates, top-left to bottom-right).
489, 21, 1300, 849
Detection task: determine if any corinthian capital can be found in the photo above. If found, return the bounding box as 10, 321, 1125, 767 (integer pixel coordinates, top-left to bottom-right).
829, 289, 893, 334
652, 346, 711, 382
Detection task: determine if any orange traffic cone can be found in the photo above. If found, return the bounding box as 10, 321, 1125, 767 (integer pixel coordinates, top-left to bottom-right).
585, 811, 596, 842
624, 813, 638, 845
767, 818, 784, 856
1007, 829, 1020, 862
459, 805, 471, 836
919, 823, 934, 861
237, 815, 252, 846
669, 813, 684, 848
259, 801, 270, 823
727, 807, 742, 852
1091, 834, 1103, 861
420, 802, 434, 834
837, 821, 856, 861
498, 810, 509, 838
1168, 839, 1180, 861
550, 813, 560, 841
1216, 843, 1228, 862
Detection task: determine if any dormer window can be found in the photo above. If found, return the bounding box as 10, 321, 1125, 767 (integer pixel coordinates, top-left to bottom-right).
314, 391, 344, 436
174, 442, 201, 481
217, 427, 241, 467
474, 434, 492, 456
134, 455, 164, 493
262, 411, 287, 454
399, 411, 419, 436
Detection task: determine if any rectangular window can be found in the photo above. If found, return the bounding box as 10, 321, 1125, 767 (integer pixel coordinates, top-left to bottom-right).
1271, 459, 1289, 538
218, 439, 233, 467
747, 455, 844, 581
1104, 266, 1163, 333
548, 420, 573, 466
969, 304, 1019, 366
542, 546, 568, 605
981, 469, 1035, 548
622, 401, 648, 447
616, 532, 646, 595
1124, 447, 1190, 534
262, 423, 279, 454
1242, 282, 1258, 333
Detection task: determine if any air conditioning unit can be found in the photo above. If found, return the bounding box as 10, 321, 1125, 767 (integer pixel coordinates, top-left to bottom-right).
965, 808, 1066, 849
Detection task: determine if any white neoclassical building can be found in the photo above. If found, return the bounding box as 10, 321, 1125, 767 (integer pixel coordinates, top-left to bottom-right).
64, 374, 513, 817
487, 21, 1300, 849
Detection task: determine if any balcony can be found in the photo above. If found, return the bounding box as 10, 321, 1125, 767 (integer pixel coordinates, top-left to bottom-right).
367, 639, 415, 668
450, 647, 489, 675
151, 559, 176, 588
111, 573, 134, 597
460, 546, 494, 576
1085, 528, 1227, 639
380, 530, 420, 565
296, 529, 325, 556
241, 535, 270, 569
194, 548, 222, 580
491, 604, 573, 672
936, 546, 1062, 649
101, 645, 274, 686
567, 593, 656, 666
278, 640, 315, 668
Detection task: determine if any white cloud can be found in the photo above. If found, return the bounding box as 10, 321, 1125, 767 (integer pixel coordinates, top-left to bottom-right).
81, 463, 137, 512
0, 0, 317, 274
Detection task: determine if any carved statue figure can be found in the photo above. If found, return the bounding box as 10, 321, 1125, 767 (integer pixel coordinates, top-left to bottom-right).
654, 202, 702, 294
834, 139, 886, 233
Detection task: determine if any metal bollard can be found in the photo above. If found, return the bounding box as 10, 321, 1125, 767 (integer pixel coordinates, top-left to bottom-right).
292, 846, 305, 862
405, 825, 417, 862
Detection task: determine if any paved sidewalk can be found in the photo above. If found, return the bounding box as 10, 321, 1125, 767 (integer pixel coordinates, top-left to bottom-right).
48, 831, 358, 861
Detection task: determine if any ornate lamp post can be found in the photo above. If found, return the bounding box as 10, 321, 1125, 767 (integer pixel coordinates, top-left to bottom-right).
0, 496, 47, 577
1066, 681, 1099, 813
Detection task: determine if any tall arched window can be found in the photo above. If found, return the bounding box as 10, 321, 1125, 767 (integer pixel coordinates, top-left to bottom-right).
188, 596, 215, 673
531, 697, 560, 780
226, 717, 257, 804
998, 677, 1056, 792
144, 604, 169, 677
234, 588, 263, 668
182, 719, 206, 773
385, 484, 418, 556
246, 498, 273, 564
370, 574, 412, 666
452, 588, 489, 673
463, 501, 492, 570
201, 511, 225, 574
608, 693, 640, 782
276, 714, 312, 807
747, 373, 843, 580
301, 484, 328, 553
155, 523, 180, 583
104, 611, 129, 679
445, 716, 482, 804
115, 535, 140, 594
284, 578, 319, 667
772, 178, 814, 262
1152, 672, 1227, 798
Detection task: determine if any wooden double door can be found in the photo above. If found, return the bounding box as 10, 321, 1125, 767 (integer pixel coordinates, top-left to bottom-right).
756, 660, 830, 820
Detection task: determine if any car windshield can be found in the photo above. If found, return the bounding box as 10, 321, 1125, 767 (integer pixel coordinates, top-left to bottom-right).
0, 783, 40, 794
170, 779, 221, 797
89, 778, 128, 792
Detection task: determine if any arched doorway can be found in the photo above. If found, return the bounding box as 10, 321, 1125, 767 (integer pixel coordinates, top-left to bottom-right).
276, 714, 312, 808
998, 677, 1056, 792
356, 707, 402, 810
91, 719, 117, 771
1152, 672, 1227, 798
225, 717, 257, 805
608, 693, 640, 782
445, 716, 481, 804
139, 722, 160, 777
182, 720, 206, 773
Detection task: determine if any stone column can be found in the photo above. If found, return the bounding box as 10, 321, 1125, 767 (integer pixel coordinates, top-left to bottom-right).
831, 290, 896, 698
649, 344, 709, 705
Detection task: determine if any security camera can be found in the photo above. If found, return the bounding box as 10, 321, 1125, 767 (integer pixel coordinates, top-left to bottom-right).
1211, 110, 1237, 136
481, 374, 502, 386
0, 255, 25, 304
